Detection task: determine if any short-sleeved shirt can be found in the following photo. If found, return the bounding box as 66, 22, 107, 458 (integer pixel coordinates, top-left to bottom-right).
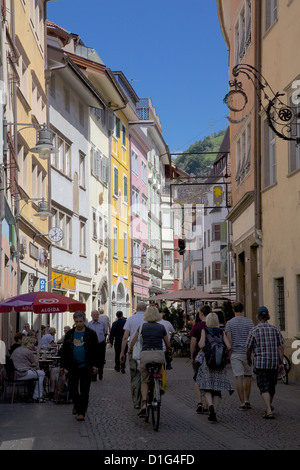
190, 321, 206, 359
73, 330, 86, 368
87, 320, 106, 343
158, 319, 175, 350
246, 322, 285, 369
225, 316, 254, 354
141, 322, 167, 351
123, 312, 146, 347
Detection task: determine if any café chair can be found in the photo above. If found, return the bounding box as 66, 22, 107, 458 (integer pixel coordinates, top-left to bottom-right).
1, 356, 39, 404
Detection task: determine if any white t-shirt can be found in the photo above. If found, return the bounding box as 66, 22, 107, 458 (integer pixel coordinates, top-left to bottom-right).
123, 312, 146, 347
158, 319, 175, 350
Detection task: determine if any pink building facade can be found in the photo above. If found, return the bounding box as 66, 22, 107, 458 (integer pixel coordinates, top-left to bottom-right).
129, 127, 150, 309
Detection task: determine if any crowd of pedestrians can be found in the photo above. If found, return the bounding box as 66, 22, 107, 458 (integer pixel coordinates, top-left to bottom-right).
189, 301, 285, 422
7, 300, 285, 425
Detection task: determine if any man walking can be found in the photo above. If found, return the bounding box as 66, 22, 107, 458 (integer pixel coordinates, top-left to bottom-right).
246, 306, 285, 419
225, 301, 254, 410
60, 311, 98, 421
110, 311, 127, 373
120, 302, 147, 409
88, 310, 106, 381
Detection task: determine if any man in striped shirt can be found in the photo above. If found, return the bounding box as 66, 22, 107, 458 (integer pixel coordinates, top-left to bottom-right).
225, 302, 254, 410
246, 306, 285, 419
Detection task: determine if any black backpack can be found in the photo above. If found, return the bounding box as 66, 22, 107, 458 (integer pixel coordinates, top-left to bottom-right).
204, 327, 227, 370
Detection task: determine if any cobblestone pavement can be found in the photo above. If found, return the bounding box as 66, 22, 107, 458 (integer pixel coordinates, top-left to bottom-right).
0, 347, 299, 451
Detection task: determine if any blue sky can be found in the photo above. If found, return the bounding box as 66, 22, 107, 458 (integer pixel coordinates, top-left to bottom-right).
47, 0, 229, 154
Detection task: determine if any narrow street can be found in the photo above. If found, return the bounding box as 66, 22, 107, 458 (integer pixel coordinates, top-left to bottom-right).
1, 347, 299, 452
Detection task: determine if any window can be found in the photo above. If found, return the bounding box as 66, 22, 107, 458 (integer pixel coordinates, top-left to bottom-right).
79, 152, 86, 188
265, 0, 278, 32
101, 156, 108, 183
113, 166, 118, 197
212, 224, 221, 241
236, 122, 251, 184
98, 214, 103, 243
133, 241, 141, 266
141, 160, 147, 184
91, 147, 101, 179
92, 209, 97, 239
131, 149, 139, 176
123, 175, 128, 203
104, 216, 108, 246
80, 221, 86, 256
163, 251, 172, 269
275, 277, 285, 331
263, 119, 276, 188
51, 133, 72, 178
197, 271, 203, 287
212, 262, 221, 281
114, 115, 120, 139
142, 196, 147, 221
122, 123, 126, 147
123, 231, 128, 260
113, 227, 118, 257
52, 209, 72, 251
132, 188, 139, 215
30, 0, 44, 54
289, 96, 300, 173
234, 0, 252, 65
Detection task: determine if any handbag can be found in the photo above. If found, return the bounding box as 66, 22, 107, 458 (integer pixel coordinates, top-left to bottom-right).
132, 325, 143, 361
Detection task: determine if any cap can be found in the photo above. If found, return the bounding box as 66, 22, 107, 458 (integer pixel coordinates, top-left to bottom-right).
257, 306, 269, 316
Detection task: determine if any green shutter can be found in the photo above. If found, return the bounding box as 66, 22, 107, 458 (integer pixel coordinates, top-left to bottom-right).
114, 167, 118, 196
116, 117, 120, 138
124, 176, 127, 201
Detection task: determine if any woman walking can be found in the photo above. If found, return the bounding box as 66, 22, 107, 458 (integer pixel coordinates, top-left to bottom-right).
196, 312, 233, 422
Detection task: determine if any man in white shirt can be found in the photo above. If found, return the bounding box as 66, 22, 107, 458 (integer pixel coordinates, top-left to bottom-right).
120, 302, 147, 409
88, 310, 106, 381
158, 313, 175, 369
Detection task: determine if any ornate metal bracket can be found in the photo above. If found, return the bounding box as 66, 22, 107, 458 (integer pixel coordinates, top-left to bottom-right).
224, 63, 300, 145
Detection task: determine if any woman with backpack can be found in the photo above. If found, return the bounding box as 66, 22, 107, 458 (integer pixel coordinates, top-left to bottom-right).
196, 312, 233, 422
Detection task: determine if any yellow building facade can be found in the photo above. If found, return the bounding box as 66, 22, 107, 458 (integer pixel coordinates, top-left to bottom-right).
15, 0, 50, 330
110, 108, 131, 317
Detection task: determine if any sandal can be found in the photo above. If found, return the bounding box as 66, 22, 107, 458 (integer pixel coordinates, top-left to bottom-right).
138, 407, 146, 417
263, 411, 274, 419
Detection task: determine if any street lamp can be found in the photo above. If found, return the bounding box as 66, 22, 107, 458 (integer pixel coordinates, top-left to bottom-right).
3, 120, 58, 159
17, 197, 52, 221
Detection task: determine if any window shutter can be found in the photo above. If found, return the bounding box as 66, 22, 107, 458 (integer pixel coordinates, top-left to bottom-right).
116, 117, 121, 138
114, 167, 118, 196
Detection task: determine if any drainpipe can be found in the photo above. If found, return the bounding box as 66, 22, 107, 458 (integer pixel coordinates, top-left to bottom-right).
255, 3, 262, 305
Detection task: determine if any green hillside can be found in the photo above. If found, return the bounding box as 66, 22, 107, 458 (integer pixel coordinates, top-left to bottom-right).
174, 129, 226, 176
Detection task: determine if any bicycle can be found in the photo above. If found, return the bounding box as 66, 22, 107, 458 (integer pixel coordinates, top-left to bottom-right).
144, 362, 163, 431
277, 355, 291, 385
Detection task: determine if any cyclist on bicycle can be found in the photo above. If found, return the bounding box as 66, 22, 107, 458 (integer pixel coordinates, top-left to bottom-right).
129, 306, 170, 417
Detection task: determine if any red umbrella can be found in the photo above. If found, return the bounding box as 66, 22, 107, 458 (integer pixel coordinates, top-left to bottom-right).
0, 291, 86, 314
0, 292, 86, 349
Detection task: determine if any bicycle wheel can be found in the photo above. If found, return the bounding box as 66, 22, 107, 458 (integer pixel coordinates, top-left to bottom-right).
151, 378, 161, 431
145, 380, 153, 423
283, 355, 291, 373
279, 363, 289, 385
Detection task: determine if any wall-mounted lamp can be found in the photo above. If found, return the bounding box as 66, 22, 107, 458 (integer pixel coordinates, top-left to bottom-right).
17, 197, 52, 221
33, 198, 53, 221
3, 120, 58, 159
